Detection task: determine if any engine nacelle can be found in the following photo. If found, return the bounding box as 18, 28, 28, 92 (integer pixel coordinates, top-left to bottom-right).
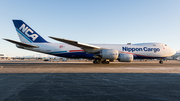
118, 53, 133, 62
100, 49, 118, 60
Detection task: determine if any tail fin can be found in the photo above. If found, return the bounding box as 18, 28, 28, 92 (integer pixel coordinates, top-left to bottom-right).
13, 20, 48, 43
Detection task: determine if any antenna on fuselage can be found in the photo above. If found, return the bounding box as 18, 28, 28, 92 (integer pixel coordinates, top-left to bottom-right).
127, 43, 131, 45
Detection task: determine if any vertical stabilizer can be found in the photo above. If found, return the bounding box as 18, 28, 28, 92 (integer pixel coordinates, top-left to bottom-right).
13, 20, 48, 43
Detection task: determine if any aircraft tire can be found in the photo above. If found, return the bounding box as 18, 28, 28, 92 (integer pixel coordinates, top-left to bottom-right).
93, 59, 101, 64
159, 60, 163, 64
102, 61, 106, 64
93, 60, 97, 64
105, 61, 109, 64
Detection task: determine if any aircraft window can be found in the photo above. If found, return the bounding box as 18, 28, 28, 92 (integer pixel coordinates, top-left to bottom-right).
153, 44, 156, 46
165, 44, 167, 46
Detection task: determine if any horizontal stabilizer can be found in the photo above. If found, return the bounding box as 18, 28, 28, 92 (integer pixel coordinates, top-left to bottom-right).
4, 39, 39, 48
49, 36, 101, 49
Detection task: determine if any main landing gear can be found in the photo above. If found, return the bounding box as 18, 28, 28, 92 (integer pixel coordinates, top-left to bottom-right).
159, 58, 163, 64
93, 59, 109, 64
93, 59, 101, 64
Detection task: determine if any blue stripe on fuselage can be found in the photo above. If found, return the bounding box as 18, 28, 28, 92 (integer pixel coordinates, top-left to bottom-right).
133, 55, 165, 59
50, 52, 95, 59
48, 51, 164, 59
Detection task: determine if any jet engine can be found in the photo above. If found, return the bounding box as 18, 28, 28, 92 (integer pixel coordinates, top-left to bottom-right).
98, 49, 119, 60
118, 53, 133, 62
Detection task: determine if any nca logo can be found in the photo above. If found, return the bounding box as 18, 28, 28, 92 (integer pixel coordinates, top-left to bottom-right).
19, 24, 38, 41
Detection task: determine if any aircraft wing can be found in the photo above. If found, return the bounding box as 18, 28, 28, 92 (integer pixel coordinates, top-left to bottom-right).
4, 39, 39, 48
49, 36, 101, 51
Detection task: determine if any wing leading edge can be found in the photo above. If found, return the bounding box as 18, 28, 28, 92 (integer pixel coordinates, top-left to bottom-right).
49, 36, 101, 51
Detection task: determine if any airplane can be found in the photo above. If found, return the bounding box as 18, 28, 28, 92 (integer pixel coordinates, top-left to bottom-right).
4, 20, 176, 64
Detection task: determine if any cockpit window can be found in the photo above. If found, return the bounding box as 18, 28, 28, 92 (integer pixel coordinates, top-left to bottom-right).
153, 44, 156, 46
165, 44, 167, 46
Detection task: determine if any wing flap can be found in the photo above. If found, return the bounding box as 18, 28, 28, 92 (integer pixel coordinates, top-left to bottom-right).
4, 39, 39, 48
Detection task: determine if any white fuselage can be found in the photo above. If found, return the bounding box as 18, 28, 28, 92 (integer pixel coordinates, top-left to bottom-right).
17, 42, 176, 59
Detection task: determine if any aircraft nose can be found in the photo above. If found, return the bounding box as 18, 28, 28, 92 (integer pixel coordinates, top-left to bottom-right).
171, 49, 176, 56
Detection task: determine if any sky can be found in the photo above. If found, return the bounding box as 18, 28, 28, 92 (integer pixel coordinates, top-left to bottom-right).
0, 0, 180, 57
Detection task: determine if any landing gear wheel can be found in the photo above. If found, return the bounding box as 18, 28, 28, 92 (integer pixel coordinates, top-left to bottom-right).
93, 60, 97, 64
159, 58, 163, 64
93, 59, 101, 64
159, 60, 163, 64
101, 61, 109, 64
101, 61, 106, 64
105, 61, 109, 64
97, 60, 101, 64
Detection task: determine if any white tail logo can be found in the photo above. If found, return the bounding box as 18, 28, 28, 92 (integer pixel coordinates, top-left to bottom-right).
19, 24, 38, 41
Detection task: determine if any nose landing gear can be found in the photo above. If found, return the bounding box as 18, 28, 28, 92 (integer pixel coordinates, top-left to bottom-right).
159, 58, 163, 64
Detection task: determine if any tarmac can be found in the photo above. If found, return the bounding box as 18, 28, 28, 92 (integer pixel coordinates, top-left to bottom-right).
0, 60, 180, 101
